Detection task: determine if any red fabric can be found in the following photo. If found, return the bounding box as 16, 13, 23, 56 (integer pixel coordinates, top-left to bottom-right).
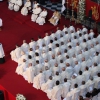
86, 0, 100, 21
0, 85, 15, 100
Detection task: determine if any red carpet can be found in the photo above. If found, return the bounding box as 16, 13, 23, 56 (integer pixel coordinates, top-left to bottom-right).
0, 85, 15, 100
0, 1, 83, 100
0, 60, 49, 100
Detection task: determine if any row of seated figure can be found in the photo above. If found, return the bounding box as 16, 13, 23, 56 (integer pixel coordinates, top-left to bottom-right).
10, 25, 100, 100
8, 0, 61, 26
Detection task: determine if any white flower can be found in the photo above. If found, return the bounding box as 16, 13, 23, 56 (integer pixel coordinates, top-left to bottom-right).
16, 94, 26, 100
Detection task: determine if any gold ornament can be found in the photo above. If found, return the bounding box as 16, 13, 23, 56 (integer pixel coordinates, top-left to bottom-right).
91, 6, 99, 20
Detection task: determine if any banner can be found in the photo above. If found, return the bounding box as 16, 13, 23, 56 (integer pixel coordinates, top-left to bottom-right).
86, 0, 100, 21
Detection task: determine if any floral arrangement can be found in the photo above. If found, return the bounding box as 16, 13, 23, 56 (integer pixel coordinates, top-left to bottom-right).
78, 0, 85, 21
16, 94, 26, 100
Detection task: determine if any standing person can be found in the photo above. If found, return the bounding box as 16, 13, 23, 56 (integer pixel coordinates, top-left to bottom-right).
0, 43, 5, 64
61, 0, 66, 15
0, 18, 2, 31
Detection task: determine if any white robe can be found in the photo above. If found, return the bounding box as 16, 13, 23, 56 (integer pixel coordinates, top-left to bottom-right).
43, 70, 52, 82
70, 78, 77, 89
83, 34, 89, 41
36, 10, 47, 25
14, 0, 22, 11
16, 62, 28, 75
93, 77, 100, 89
76, 75, 85, 86
86, 80, 94, 92
62, 27, 68, 33
79, 85, 87, 97
35, 64, 43, 75
89, 32, 94, 39
82, 27, 88, 34
74, 64, 81, 75
43, 36, 50, 46
41, 79, 54, 92
8, 0, 16, 10
69, 26, 75, 33
15, 47, 22, 59
97, 34, 100, 43
66, 67, 74, 79
61, 0, 66, 13
83, 71, 91, 82
70, 88, 80, 100
11, 47, 22, 62
0, 18, 2, 27
90, 67, 99, 77
95, 44, 100, 52
29, 41, 36, 51
21, 6, 28, 16
47, 85, 62, 100
31, 7, 42, 22
23, 66, 36, 83
61, 82, 70, 98
37, 38, 44, 50
0, 43, 5, 58
21, 43, 29, 53
33, 73, 45, 89
33, 3, 39, 9
17, 54, 28, 65
55, 30, 62, 39
24, 1, 31, 10
10, 50, 16, 61
52, 67, 60, 76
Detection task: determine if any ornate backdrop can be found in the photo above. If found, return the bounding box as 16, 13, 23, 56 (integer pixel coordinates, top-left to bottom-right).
65, 0, 100, 22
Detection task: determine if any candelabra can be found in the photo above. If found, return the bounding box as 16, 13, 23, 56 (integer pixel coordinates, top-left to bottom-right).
65, 0, 70, 19
70, 0, 75, 21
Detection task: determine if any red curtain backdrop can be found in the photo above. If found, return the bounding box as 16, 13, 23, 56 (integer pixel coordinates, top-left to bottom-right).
66, 0, 100, 22
0, 85, 15, 100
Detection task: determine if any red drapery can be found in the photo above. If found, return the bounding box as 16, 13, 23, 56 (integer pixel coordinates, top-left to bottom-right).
66, 0, 100, 22
0, 85, 15, 100
50, 0, 60, 2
